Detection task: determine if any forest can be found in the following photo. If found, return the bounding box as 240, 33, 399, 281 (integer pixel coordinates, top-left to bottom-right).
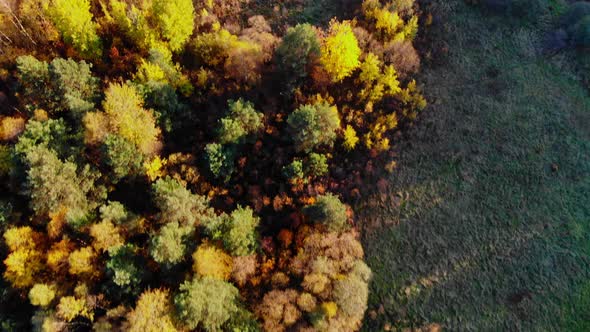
0, 0, 428, 330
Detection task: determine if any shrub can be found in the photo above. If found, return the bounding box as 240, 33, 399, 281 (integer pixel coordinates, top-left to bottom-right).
174, 277, 240, 331
127, 289, 177, 332
192, 244, 233, 280
29, 284, 56, 307
320, 20, 361, 82
276, 24, 321, 80
47, 0, 102, 58
150, 221, 193, 265
287, 102, 341, 153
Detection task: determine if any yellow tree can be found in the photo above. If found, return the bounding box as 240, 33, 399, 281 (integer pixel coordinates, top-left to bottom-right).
127, 289, 177, 332
319, 20, 361, 82
47, 0, 102, 58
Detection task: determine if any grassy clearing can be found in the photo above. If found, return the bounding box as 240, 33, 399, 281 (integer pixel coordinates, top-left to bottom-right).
358, 1, 590, 330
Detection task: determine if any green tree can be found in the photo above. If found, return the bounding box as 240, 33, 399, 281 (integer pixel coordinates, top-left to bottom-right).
219, 206, 260, 256
152, 177, 211, 225
47, 0, 102, 58
304, 194, 349, 232
15, 55, 52, 112
106, 244, 143, 293
276, 24, 320, 80
174, 277, 240, 331
287, 103, 341, 153
205, 143, 236, 182
49, 58, 99, 116
101, 134, 144, 181
24, 146, 104, 224
99, 201, 129, 224
218, 99, 264, 145
14, 118, 71, 159
152, 0, 195, 52
150, 221, 193, 265
305, 153, 328, 178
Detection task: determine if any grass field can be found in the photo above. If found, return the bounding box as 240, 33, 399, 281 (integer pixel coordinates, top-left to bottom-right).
357, 1, 590, 330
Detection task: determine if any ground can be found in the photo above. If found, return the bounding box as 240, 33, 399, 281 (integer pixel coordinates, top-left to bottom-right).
357, 1, 590, 330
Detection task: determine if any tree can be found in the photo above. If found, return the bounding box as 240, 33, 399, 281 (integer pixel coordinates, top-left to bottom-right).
24, 146, 104, 224
3, 248, 43, 288
287, 103, 340, 153
276, 24, 320, 80
68, 246, 96, 276
101, 134, 144, 181
205, 142, 236, 181
304, 194, 349, 232
90, 220, 124, 252
174, 277, 240, 331
221, 206, 260, 256
29, 284, 56, 307
150, 221, 193, 265
14, 118, 71, 160
152, 177, 211, 225
47, 0, 102, 58
49, 58, 99, 116
127, 289, 177, 332
101, 83, 162, 156
56, 296, 93, 322
333, 261, 371, 325
305, 153, 328, 178
99, 201, 129, 224
192, 244, 233, 280
106, 244, 144, 291
319, 20, 361, 82
218, 99, 264, 145
342, 125, 359, 151
152, 0, 195, 52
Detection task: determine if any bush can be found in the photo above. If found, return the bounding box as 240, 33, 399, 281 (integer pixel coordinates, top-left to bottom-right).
287, 102, 341, 153
305, 153, 329, 178
304, 194, 349, 232
174, 277, 241, 331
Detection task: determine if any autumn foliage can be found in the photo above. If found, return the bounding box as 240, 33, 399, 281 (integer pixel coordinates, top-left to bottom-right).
0, 0, 428, 330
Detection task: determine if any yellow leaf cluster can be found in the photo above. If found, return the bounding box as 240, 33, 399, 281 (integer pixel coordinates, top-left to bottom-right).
29, 283, 56, 307
90, 220, 124, 252
364, 113, 398, 153
127, 289, 177, 332
321, 301, 338, 319
343, 125, 359, 151
68, 246, 96, 276
192, 244, 233, 281
3, 248, 43, 288
57, 296, 93, 322
320, 20, 361, 82
144, 156, 167, 182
